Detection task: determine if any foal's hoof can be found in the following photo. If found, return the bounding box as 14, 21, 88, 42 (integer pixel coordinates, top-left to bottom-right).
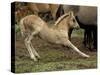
31, 57, 38, 61
31, 58, 38, 61
83, 55, 90, 58
31, 57, 41, 61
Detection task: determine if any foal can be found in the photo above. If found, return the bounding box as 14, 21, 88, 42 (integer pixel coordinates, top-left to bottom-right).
19, 11, 90, 61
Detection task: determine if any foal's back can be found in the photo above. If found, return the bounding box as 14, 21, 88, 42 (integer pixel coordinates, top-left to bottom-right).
21, 15, 47, 31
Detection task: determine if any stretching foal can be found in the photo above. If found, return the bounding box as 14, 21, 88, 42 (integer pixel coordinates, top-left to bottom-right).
19, 11, 90, 61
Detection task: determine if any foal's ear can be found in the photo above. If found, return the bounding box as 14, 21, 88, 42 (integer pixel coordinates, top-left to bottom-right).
68, 11, 74, 17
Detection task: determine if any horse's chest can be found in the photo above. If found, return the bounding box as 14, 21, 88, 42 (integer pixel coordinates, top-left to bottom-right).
53, 31, 68, 44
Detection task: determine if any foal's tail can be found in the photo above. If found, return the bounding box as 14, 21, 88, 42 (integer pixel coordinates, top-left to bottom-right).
19, 19, 25, 37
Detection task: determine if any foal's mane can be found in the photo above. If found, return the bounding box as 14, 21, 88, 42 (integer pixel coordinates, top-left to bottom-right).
54, 13, 69, 26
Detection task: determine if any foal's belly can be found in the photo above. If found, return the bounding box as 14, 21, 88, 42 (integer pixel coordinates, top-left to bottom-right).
39, 29, 68, 44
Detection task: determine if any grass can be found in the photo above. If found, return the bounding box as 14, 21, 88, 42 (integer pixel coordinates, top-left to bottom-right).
72, 29, 84, 37
15, 49, 97, 73
15, 24, 20, 33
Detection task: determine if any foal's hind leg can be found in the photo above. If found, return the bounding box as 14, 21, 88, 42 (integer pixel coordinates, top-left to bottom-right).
24, 37, 37, 61
30, 42, 40, 58
24, 30, 40, 61
64, 40, 90, 58
29, 31, 41, 58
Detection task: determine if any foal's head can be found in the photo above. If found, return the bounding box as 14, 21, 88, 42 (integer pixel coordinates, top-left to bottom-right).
67, 11, 80, 29
54, 11, 80, 30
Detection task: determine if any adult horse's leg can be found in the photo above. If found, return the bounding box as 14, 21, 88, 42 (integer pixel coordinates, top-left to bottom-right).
93, 26, 97, 49
88, 29, 93, 50
64, 40, 90, 58
56, 5, 64, 20
86, 29, 91, 49
83, 29, 87, 47
68, 28, 73, 40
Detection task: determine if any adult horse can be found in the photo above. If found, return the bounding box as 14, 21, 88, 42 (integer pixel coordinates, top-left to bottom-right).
17, 3, 63, 22
19, 11, 89, 61
27, 3, 52, 21
15, 3, 52, 23
63, 5, 97, 50
27, 3, 63, 21
27, 3, 50, 15
76, 6, 97, 50
49, 4, 62, 20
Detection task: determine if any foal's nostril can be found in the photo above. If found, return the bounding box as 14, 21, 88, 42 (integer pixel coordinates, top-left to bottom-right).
76, 25, 80, 29
74, 25, 80, 30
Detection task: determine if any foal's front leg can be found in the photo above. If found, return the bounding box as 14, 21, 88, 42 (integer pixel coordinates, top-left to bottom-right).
64, 40, 90, 58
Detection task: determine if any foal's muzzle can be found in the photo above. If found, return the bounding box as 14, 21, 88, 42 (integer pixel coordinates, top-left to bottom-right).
74, 25, 80, 30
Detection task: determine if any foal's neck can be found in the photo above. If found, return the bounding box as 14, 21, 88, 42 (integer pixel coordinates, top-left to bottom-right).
53, 19, 70, 32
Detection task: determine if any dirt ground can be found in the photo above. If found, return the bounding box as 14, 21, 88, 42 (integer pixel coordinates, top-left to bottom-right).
15, 31, 97, 73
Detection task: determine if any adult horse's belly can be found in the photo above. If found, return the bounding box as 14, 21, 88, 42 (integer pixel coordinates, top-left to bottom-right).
77, 6, 97, 25
63, 5, 97, 25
